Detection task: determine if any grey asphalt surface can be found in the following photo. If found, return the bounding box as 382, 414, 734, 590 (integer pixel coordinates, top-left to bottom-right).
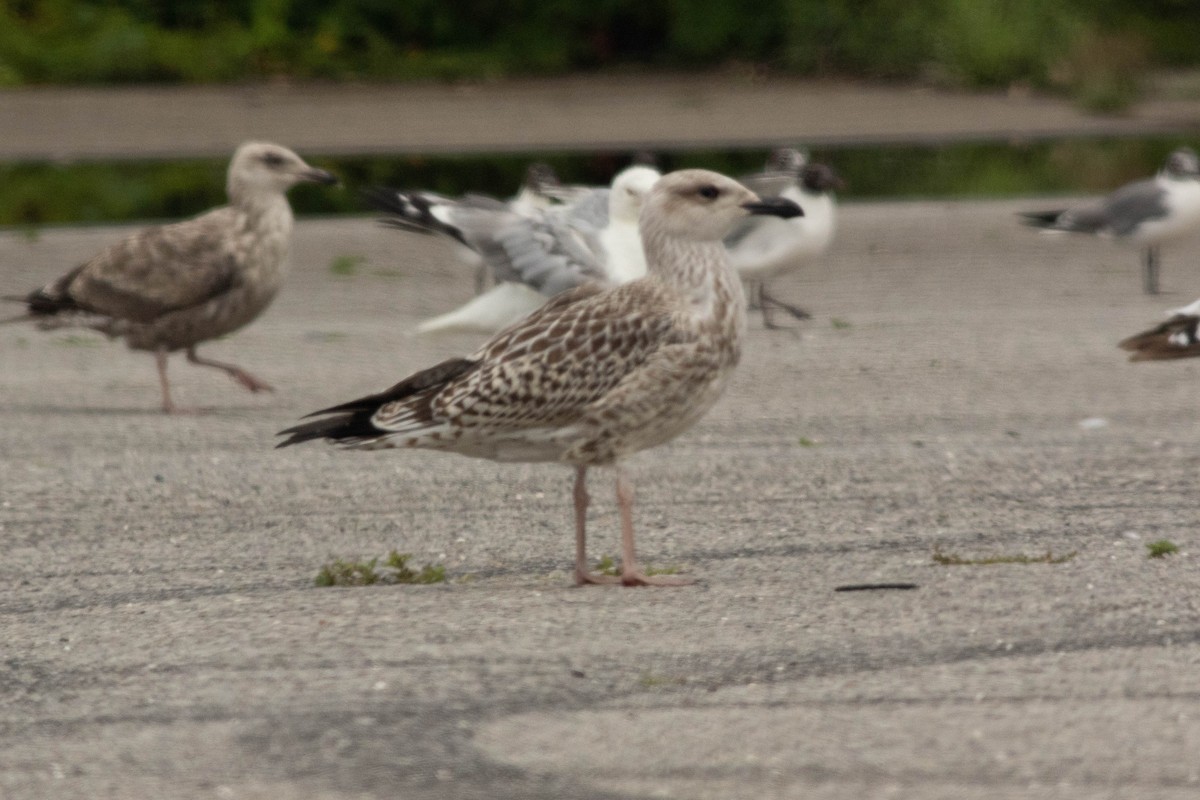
4, 78, 1200, 799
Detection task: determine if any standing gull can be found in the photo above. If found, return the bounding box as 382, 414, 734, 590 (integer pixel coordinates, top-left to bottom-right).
365, 165, 661, 335
1020, 147, 1200, 295
726, 147, 843, 328
5, 142, 337, 412
279, 169, 801, 586
1118, 297, 1200, 360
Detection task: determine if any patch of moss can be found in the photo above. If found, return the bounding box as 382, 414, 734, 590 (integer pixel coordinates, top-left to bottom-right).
1146, 540, 1179, 559
315, 550, 446, 587
329, 254, 366, 277
932, 545, 1076, 566
594, 554, 680, 577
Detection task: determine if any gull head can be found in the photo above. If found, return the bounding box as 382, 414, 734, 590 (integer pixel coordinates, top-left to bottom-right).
801, 162, 846, 194
1163, 147, 1200, 180
765, 147, 808, 174
524, 162, 561, 193
227, 141, 338, 200
608, 166, 662, 223
642, 169, 803, 242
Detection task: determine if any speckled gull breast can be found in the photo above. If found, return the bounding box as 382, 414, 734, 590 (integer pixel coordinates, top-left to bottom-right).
364, 165, 661, 335
1020, 147, 1200, 295
726, 147, 844, 328
279, 169, 802, 586
1119, 297, 1200, 360
3, 142, 337, 413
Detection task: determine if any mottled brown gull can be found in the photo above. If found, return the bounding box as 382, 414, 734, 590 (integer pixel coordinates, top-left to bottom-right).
4, 141, 337, 412
279, 169, 801, 586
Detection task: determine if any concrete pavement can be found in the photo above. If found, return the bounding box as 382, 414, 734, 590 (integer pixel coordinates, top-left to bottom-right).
3, 198, 1200, 797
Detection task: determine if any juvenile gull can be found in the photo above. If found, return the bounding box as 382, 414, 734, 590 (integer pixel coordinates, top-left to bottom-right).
1118, 297, 1200, 360
1020, 147, 1200, 295
365, 165, 661, 335
279, 169, 801, 586
726, 147, 843, 328
3, 142, 337, 412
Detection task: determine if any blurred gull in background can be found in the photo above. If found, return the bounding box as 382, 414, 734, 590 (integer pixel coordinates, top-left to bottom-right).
366, 165, 661, 335
2, 142, 337, 412
1020, 147, 1200, 295
726, 147, 843, 328
1119, 296, 1200, 360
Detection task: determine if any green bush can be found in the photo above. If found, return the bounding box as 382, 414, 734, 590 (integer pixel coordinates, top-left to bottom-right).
0, 0, 1197, 93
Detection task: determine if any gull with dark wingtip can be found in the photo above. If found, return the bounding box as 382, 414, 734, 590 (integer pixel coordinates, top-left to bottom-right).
1021, 147, 1200, 295
280, 169, 801, 587
1119, 297, 1200, 360
3, 142, 338, 412
726, 147, 843, 328
364, 165, 661, 335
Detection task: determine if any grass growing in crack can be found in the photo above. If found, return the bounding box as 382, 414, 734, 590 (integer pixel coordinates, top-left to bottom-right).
932, 545, 1076, 566
594, 554, 680, 577
1146, 540, 1179, 559
315, 550, 446, 587
328, 254, 366, 277
831, 318, 853, 330
53, 334, 101, 347
638, 672, 687, 688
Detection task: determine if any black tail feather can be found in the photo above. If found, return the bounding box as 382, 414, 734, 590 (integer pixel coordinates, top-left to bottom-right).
276, 357, 479, 448
1017, 210, 1065, 229
276, 411, 381, 448
360, 186, 471, 248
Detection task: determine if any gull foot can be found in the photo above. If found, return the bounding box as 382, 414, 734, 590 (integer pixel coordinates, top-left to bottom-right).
574, 569, 623, 586
231, 371, 274, 393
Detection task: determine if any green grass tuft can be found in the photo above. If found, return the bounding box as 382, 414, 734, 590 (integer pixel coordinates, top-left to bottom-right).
594, 554, 680, 577
932, 545, 1076, 566
329, 254, 366, 277
831, 318, 852, 330
1146, 540, 1179, 559
53, 334, 101, 347
315, 550, 446, 587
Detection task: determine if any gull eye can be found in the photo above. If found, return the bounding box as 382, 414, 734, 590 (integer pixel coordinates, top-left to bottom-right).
261, 152, 286, 167
698, 185, 720, 200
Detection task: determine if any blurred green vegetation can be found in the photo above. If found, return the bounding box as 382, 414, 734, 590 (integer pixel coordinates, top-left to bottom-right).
0, 0, 1197, 99
0, 138, 1193, 227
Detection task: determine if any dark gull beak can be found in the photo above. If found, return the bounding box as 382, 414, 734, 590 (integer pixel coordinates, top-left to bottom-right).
742, 197, 803, 219
302, 168, 340, 186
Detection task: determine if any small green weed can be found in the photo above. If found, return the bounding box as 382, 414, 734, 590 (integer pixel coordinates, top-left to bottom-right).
315, 550, 446, 587
329, 254, 366, 277
53, 334, 100, 347
1146, 540, 1179, 559
594, 555, 679, 577
798, 436, 818, 447
831, 318, 852, 330
932, 546, 1076, 566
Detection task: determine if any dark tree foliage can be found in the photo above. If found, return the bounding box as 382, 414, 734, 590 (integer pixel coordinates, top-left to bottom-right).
0, 0, 1198, 85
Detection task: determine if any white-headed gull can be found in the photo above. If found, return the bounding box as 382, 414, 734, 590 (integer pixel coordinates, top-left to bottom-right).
366, 165, 662, 335
1021, 147, 1200, 295
726, 147, 843, 328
